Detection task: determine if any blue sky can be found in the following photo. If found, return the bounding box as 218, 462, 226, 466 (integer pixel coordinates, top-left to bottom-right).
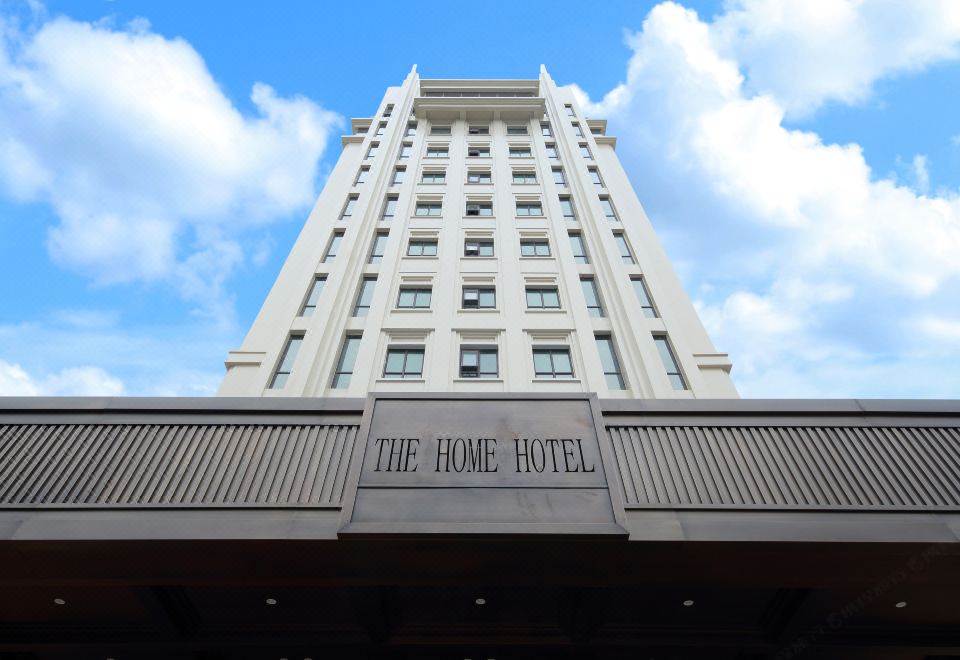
0, 0, 959, 397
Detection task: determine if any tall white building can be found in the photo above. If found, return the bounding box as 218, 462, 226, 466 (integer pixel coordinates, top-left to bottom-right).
218, 66, 736, 399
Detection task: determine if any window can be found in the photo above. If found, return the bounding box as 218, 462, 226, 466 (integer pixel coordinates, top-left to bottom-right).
507, 125, 528, 135
415, 201, 442, 216
464, 239, 494, 257
355, 167, 369, 185
520, 239, 550, 257
426, 146, 448, 158
533, 348, 573, 378
572, 123, 583, 137
366, 142, 379, 159
579, 143, 592, 159
541, 123, 552, 137
407, 239, 438, 256
322, 230, 344, 263
595, 335, 625, 389
331, 335, 362, 389
421, 170, 446, 184
580, 278, 604, 317
405, 123, 417, 137
545, 144, 559, 159
564, 104, 575, 117
600, 196, 618, 221
468, 125, 489, 135
654, 335, 687, 390
589, 168, 603, 187
631, 277, 658, 318
460, 347, 498, 378
368, 232, 389, 264
397, 287, 432, 309
392, 167, 406, 185
269, 334, 304, 389
375, 122, 386, 136
383, 104, 394, 117
569, 232, 589, 264
467, 145, 491, 158
462, 286, 496, 308
299, 276, 326, 317
399, 143, 413, 159
509, 147, 532, 158
466, 201, 493, 217
384, 348, 424, 379
340, 195, 358, 219
381, 195, 398, 221
467, 170, 492, 184
512, 170, 537, 185
355, 125, 368, 135
516, 201, 543, 216
614, 233, 635, 264
552, 168, 566, 185
431, 125, 451, 135
353, 277, 377, 317
591, 125, 604, 135
526, 287, 560, 309
559, 196, 576, 220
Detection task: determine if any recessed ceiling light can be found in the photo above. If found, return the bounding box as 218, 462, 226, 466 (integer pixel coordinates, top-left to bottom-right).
265, 598, 278, 606
682, 599, 694, 607
895, 601, 907, 608
53, 598, 66, 606
474, 597, 486, 605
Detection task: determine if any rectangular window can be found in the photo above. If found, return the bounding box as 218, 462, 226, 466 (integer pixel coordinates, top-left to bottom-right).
580, 278, 604, 317
299, 276, 326, 317
467, 146, 491, 158
564, 104, 575, 117
589, 168, 603, 187
355, 167, 369, 185
580, 143, 592, 158
353, 277, 377, 317
383, 348, 424, 379
600, 196, 618, 221
366, 142, 379, 159
460, 347, 498, 378
431, 125, 451, 135
516, 202, 543, 216
526, 287, 560, 309
426, 146, 448, 158
415, 202, 442, 217
375, 122, 386, 136
545, 144, 559, 159
552, 168, 566, 186
331, 335, 362, 389
392, 167, 406, 185
397, 287, 432, 309
466, 202, 493, 217
464, 239, 494, 257
383, 104, 394, 117
269, 334, 304, 389
405, 123, 417, 137
572, 122, 583, 137
520, 239, 550, 257
467, 170, 492, 184
506, 125, 528, 135
381, 195, 398, 221
468, 125, 489, 135
509, 147, 532, 158
559, 196, 576, 220
340, 194, 358, 220
614, 233, 635, 264
595, 335, 625, 390
654, 335, 687, 390
399, 143, 413, 159
462, 286, 496, 309
631, 277, 658, 318
322, 230, 344, 263
355, 125, 368, 135
533, 348, 573, 378
368, 232, 388, 264
407, 239, 438, 256
512, 171, 537, 184
541, 123, 552, 137
569, 232, 589, 264
421, 170, 446, 184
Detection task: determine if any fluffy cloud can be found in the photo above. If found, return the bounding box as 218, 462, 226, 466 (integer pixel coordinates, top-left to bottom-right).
569, 1, 960, 397
0, 359, 124, 396
0, 13, 340, 311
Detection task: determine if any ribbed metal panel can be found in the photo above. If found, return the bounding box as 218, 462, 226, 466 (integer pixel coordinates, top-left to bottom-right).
608, 425, 960, 508
0, 424, 358, 506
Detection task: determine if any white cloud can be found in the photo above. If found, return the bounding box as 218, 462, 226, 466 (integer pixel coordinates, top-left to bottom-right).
0, 13, 341, 312
0, 359, 124, 396
568, 1, 960, 397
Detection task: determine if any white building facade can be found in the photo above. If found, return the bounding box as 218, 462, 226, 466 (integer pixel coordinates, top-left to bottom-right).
218, 66, 737, 399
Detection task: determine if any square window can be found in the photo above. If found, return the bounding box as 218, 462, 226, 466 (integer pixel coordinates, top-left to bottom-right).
541, 123, 552, 137
462, 286, 496, 308
545, 144, 559, 159
405, 123, 417, 137
397, 287, 432, 309
526, 287, 560, 309
460, 347, 498, 378
464, 239, 494, 257
520, 239, 550, 257
421, 170, 446, 184
533, 348, 573, 378
383, 348, 424, 378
